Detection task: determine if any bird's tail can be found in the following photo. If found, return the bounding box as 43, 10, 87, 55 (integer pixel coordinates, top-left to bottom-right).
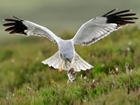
41, 51, 62, 69
41, 51, 72, 70
41, 51, 93, 71
73, 52, 93, 71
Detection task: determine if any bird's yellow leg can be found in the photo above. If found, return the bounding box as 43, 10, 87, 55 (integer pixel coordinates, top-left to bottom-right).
58, 61, 63, 72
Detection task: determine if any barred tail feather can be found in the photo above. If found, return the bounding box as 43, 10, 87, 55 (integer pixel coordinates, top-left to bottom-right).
73, 52, 93, 72
41, 51, 93, 71
41, 51, 61, 69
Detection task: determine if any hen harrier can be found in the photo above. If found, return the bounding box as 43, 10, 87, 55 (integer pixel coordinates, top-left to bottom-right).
3, 8, 138, 81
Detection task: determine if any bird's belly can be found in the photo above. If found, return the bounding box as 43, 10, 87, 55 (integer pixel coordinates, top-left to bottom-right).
58, 40, 75, 62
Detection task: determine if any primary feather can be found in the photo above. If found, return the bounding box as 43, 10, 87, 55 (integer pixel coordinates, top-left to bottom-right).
3, 16, 61, 43
72, 8, 138, 45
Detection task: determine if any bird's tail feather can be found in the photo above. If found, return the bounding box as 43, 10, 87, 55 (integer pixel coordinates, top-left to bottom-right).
73, 52, 93, 71
42, 51, 71, 70
41, 51, 93, 71
41, 51, 62, 69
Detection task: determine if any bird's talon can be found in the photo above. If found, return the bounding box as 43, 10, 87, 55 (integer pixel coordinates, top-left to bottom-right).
58, 62, 63, 72
73, 70, 77, 73
58, 67, 63, 72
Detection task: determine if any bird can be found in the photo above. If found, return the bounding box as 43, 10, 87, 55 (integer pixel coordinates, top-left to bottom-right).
3, 8, 138, 82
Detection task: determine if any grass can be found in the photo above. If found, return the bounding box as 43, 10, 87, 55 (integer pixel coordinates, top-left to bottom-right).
0, 26, 140, 105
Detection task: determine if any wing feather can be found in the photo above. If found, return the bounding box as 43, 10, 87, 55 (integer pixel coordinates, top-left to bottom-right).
3, 16, 61, 43
72, 9, 138, 45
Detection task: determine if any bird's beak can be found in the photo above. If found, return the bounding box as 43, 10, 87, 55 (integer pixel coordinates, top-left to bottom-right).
67, 58, 72, 63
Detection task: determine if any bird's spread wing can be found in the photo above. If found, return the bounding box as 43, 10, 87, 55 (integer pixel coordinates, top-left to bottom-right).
3, 16, 61, 43
72, 9, 138, 45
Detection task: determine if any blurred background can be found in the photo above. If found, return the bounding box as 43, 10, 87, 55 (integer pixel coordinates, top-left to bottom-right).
0, 1, 140, 104
0, 0, 139, 42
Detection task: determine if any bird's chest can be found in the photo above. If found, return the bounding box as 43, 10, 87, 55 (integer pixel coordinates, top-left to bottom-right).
58, 41, 74, 60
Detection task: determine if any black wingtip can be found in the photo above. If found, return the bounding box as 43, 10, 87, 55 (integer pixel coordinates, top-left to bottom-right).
10, 15, 23, 21
103, 9, 138, 26
102, 8, 118, 17
3, 15, 23, 22
3, 16, 27, 35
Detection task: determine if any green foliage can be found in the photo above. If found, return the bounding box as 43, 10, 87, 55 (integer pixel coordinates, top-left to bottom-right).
0, 27, 140, 105
0, 49, 13, 62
